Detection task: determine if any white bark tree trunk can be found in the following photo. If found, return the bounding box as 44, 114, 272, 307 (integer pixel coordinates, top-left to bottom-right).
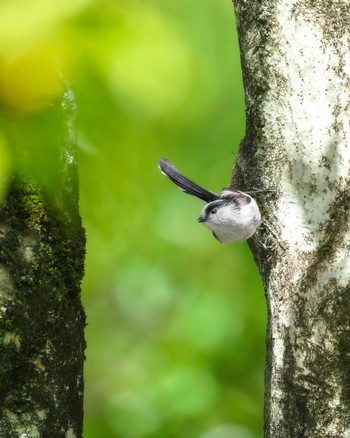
232, 1, 350, 436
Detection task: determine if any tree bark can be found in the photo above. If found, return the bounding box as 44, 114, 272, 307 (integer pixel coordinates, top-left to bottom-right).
0, 91, 86, 437
232, 1, 350, 436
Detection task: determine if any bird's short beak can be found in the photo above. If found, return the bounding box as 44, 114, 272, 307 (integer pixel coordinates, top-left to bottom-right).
197, 216, 205, 223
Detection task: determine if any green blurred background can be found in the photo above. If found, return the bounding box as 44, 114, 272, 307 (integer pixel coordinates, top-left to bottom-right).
0, 0, 266, 436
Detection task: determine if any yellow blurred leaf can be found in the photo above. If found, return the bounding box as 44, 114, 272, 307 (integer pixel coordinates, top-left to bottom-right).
0, 43, 67, 113
0, 0, 92, 54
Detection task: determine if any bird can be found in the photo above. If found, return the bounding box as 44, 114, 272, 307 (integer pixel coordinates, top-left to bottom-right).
158, 158, 269, 244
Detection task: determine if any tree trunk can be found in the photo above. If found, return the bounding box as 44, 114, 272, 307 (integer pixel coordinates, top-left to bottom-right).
0, 91, 86, 437
232, 1, 350, 436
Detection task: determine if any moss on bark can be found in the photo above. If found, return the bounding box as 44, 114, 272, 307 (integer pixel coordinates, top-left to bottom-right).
0, 92, 86, 437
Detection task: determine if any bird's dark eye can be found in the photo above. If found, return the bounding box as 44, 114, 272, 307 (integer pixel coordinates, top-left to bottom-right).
211, 208, 217, 214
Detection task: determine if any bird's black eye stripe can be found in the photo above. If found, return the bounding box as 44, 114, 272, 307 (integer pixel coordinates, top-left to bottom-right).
203, 200, 222, 216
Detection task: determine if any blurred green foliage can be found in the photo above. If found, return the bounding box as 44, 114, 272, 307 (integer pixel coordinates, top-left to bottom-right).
0, 0, 266, 437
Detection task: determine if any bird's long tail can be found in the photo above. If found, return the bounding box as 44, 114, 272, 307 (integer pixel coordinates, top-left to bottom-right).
158, 158, 218, 203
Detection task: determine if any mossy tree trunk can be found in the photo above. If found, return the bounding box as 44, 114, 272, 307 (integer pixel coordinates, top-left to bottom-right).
232, 1, 350, 436
0, 91, 86, 436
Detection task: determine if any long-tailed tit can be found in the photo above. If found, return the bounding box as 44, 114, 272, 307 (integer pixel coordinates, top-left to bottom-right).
158, 158, 273, 244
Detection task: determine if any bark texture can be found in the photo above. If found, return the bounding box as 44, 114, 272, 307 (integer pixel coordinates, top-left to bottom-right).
0, 91, 86, 437
232, 1, 350, 437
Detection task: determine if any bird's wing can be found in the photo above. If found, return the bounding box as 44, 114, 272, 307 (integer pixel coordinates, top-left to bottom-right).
158, 158, 218, 203
219, 190, 252, 207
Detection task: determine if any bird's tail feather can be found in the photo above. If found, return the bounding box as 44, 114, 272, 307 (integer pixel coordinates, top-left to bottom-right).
158, 158, 218, 203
